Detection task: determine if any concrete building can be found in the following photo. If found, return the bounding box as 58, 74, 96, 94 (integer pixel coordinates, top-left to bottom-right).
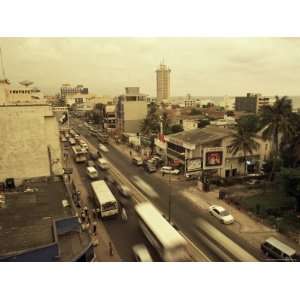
0, 81, 45, 104
164, 126, 271, 178
235, 93, 271, 114
104, 104, 117, 132
156, 63, 171, 101
0, 80, 63, 183
60, 84, 88, 100
0, 176, 94, 262
116, 87, 148, 134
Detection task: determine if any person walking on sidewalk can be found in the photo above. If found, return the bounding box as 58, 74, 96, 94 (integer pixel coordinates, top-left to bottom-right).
121, 207, 128, 222
92, 222, 97, 235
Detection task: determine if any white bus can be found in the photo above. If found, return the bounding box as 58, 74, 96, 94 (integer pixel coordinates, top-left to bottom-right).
91, 180, 119, 218
135, 202, 190, 262
72, 145, 87, 163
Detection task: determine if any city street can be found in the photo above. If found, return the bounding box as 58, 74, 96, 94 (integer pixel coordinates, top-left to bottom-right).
71, 117, 264, 261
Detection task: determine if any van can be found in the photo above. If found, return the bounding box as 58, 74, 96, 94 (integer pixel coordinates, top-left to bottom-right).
86, 166, 99, 180
261, 237, 297, 261
97, 158, 109, 170
132, 156, 143, 166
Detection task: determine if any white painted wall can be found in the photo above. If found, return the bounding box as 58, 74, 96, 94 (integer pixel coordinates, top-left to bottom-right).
0, 105, 63, 182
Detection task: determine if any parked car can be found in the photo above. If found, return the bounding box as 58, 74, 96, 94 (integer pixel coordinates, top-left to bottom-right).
99, 143, 109, 152
160, 166, 180, 175
86, 166, 99, 180
132, 244, 153, 262
208, 205, 234, 224
144, 163, 157, 173
116, 183, 131, 197
132, 156, 143, 166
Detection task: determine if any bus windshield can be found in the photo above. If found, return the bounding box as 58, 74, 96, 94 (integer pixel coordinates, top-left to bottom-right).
102, 202, 117, 211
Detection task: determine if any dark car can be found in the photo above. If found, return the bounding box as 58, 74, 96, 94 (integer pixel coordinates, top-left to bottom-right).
144, 162, 157, 173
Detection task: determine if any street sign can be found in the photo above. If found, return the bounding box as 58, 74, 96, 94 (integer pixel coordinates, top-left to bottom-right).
64, 167, 73, 174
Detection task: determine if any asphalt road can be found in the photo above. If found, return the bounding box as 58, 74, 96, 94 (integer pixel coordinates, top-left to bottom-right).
68, 124, 160, 261
70, 118, 264, 262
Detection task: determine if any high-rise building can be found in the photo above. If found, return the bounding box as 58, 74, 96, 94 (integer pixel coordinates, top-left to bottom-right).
60, 84, 88, 100
156, 63, 171, 101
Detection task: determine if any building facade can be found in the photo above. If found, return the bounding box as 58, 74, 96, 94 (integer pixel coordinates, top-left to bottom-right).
156, 63, 171, 101
235, 93, 271, 114
116, 87, 148, 134
164, 126, 271, 178
60, 84, 88, 100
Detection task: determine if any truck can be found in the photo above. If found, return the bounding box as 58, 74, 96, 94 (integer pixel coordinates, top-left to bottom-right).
72, 145, 87, 163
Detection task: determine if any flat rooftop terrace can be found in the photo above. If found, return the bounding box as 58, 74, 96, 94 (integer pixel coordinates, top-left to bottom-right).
0, 176, 76, 257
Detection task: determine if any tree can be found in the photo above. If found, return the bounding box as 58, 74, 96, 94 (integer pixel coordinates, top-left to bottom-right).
190, 108, 201, 115
238, 114, 260, 133
229, 126, 259, 175
198, 119, 210, 128
140, 102, 160, 136
280, 168, 300, 211
260, 96, 295, 179
171, 124, 183, 133
161, 111, 172, 134
280, 113, 300, 168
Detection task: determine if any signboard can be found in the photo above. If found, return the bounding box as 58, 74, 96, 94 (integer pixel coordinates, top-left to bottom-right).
203, 147, 225, 170
53, 106, 69, 131
186, 158, 202, 172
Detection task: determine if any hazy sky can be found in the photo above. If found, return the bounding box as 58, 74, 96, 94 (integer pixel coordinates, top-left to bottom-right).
1, 37, 300, 97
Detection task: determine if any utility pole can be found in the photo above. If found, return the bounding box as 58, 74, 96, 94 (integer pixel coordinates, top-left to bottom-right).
168, 174, 171, 223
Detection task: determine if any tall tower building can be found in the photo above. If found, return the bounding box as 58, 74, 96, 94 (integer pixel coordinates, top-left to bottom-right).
156, 62, 171, 101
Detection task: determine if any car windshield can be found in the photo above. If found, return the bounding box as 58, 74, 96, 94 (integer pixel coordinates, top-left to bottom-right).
220, 210, 230, 217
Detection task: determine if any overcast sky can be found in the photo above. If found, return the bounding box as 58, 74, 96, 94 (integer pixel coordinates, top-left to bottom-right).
1, 38, 300, 97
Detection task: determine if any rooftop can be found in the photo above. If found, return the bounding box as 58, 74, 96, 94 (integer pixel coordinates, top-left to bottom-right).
0, 176, 90, 260
166, 126, 234, 147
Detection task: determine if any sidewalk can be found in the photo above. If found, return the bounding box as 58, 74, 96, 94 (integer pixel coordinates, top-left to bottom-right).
181, 185, 300, 251
65, 148, 121, 262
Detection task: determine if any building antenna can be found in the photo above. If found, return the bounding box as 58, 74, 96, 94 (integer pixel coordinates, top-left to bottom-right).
0, 48, 7, 80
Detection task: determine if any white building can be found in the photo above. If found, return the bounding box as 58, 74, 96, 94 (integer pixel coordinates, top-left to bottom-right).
0, 80, 63, 183
116, 87, 148, 134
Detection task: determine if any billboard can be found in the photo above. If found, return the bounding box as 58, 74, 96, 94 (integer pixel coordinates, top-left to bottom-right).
186, 158, 202, 172
203, 147, 225, 170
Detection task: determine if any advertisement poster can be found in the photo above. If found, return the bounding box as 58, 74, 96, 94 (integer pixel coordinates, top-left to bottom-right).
203, 147, 225, 169
186, 158, 202, 172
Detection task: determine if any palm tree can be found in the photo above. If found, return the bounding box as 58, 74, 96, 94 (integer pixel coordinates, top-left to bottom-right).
260, 96, 295, 178
229, 127, 259, 175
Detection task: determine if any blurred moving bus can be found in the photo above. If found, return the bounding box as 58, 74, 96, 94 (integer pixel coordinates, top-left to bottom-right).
135, 202, 190, 261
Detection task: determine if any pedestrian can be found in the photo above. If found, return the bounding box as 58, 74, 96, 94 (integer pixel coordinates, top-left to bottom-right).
92, 222, 97, 235
109, 242, 113, 256
129, 150, 132, 157
92, 208, 97, 219
121, 207, 128, 222
84, 206, 88, 215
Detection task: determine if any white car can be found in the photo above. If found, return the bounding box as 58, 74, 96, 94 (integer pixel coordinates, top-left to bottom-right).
160, 166, 180, 175
99, 143, 109, 152
209, 205, 234, 224
132, 176, 159, 199
116, 184, 131, 197
132, 244, 153, 262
